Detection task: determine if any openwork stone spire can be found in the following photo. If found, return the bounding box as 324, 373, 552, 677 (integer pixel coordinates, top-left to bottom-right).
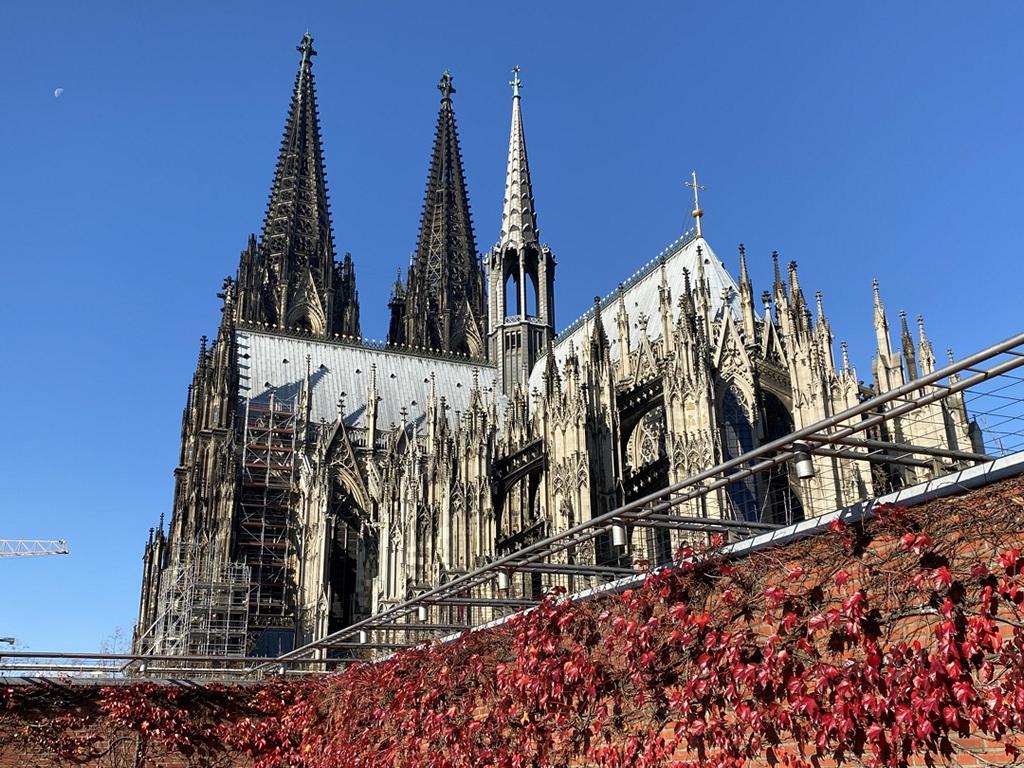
500, 65, 539, 249
389, 71, 486, 356
235, 33, 360, 338
488, 67, 556, 393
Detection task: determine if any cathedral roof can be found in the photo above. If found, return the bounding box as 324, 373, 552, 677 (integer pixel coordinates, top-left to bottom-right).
527, 231, 745, 390
237, 330, 497, 432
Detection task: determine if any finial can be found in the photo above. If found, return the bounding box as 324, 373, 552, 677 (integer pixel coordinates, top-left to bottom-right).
684, 170, 705, 238
772, 251, 783, 291
438, 70, 455, 101
916, 314, 928, 342
509, 65, 522, 98
217, 276, 235, 309
898, 310, 910, 333
947, 348, 955, 364
840, 341, 850, 371
297, 32, 316, 63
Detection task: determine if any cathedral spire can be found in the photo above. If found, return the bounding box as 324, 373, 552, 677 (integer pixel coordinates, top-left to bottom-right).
390, 71, 486, 356
235, 34, 359, 338
488, 67, 556, 394
260, 33, 331, 314
500, 65, 539, 249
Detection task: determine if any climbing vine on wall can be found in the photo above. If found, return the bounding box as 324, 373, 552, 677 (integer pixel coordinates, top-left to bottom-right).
5, 478, 1024, 768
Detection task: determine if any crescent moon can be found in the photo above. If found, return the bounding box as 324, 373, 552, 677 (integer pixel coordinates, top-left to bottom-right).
54, 88, 64, 98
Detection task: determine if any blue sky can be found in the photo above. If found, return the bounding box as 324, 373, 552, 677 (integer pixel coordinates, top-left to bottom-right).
1, 2, 1022, 652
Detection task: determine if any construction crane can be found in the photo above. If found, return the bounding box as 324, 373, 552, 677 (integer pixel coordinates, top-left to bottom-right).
0, 540, 70, 558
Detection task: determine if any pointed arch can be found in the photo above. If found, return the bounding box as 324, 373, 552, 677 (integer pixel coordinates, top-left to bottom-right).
719, 383, 758, 521
760, 391, 805, 525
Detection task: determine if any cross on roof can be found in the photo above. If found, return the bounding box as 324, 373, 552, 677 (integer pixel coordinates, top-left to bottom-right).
510, 65, 522, 98
684, 170, 705, 237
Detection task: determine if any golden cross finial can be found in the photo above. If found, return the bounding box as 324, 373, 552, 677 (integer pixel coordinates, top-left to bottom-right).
684, 170, 705, 237
510, 65, 522, 98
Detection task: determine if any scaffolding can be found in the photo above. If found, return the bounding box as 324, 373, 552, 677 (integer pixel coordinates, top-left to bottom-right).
146, 543, 250, 660
238, 394, 298, 642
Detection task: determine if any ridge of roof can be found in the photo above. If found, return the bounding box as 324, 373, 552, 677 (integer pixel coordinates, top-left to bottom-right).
236, 321, 496, 369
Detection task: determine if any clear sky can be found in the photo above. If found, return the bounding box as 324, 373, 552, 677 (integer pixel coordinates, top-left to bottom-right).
1, 2, 1022, 653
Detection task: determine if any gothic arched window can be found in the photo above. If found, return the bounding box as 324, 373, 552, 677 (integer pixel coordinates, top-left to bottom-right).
720, 384, 758, 521
627, 405, 668, 472
761, 392, 805, 525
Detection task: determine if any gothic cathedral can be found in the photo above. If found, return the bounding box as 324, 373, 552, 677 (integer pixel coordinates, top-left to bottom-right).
134, 35, 976, 656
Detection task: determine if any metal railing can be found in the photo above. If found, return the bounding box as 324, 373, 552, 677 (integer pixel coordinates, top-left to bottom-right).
5, 330, 1024, 680
262, 330, 1024, 674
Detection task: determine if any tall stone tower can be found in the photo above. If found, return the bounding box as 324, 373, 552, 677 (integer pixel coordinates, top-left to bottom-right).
234, 33, 360, 338
387, 72, 488, 357
488, 67, 555, 394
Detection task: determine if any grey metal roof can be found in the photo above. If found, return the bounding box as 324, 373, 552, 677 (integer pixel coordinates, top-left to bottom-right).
528, 231, 747, 392
236, 331, 498, 432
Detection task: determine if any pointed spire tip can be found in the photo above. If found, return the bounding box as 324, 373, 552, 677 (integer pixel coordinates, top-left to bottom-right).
510, 65, 522, 98
438, 70, 455, 100
297, 32, 316, 61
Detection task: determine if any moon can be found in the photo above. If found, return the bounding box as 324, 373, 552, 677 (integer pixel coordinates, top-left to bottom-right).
53, 88, 64, 99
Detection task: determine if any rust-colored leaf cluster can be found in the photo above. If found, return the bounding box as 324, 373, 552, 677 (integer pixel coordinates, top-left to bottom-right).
5, 476, 1024, 767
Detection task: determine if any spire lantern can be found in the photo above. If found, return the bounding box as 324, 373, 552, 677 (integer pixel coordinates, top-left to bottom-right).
489, 65, 555, 393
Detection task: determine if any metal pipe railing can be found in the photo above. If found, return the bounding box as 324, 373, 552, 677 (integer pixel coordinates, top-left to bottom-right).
273, 332, 1024, 664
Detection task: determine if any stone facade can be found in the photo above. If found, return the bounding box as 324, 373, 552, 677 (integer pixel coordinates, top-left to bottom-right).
134, 36, 977, 656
